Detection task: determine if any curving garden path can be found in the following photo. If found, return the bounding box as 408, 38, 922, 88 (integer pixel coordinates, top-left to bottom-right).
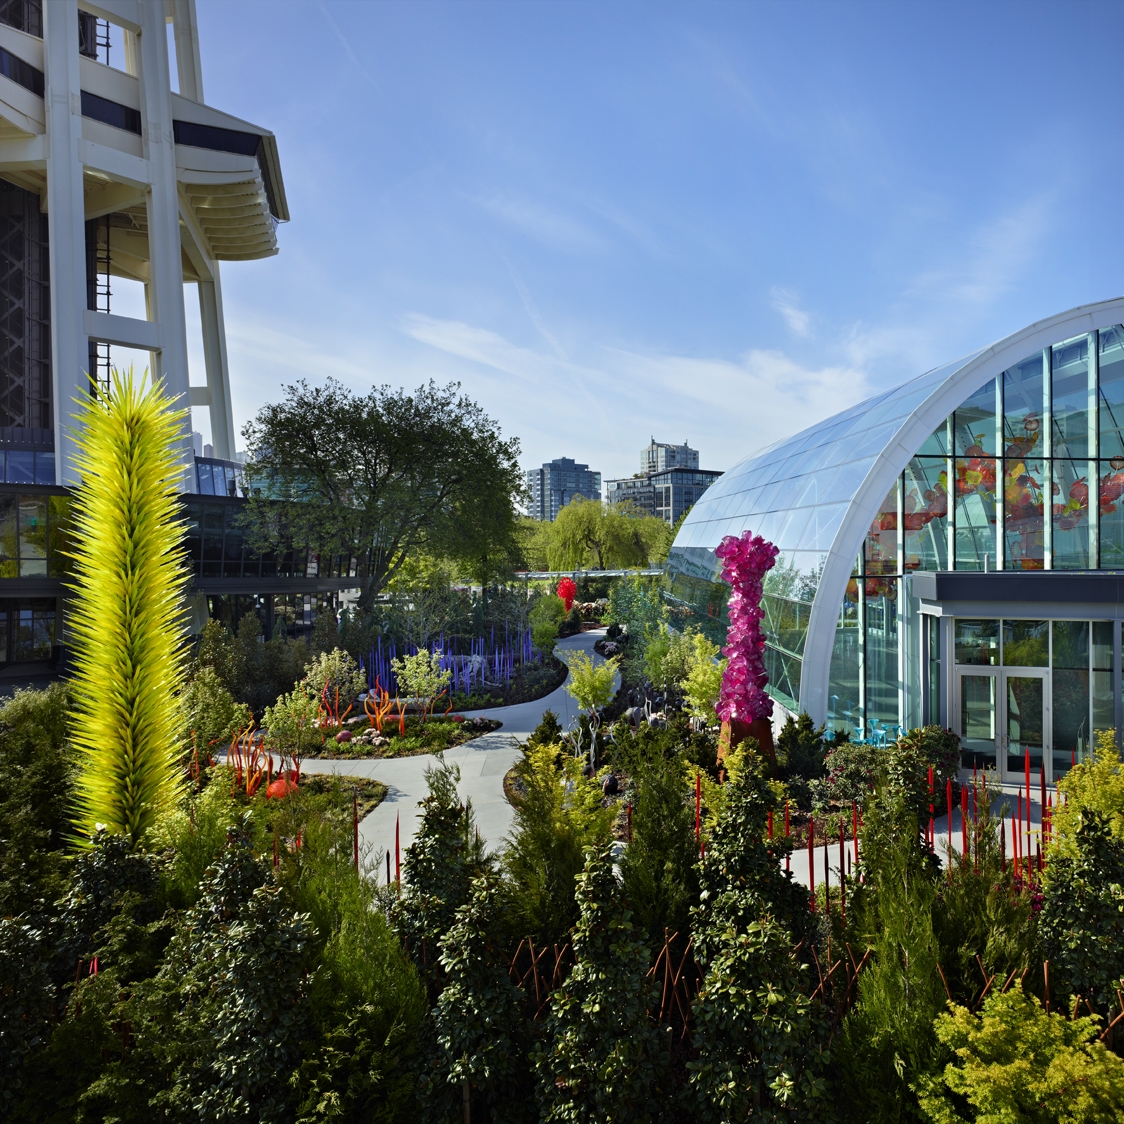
299, 628, 615, 880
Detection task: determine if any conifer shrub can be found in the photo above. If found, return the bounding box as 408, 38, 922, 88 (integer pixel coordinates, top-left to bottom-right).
915, 983, 1124, 1123
533, 844, 661, 1123
426, 871, 532, 1123
619, 749, 699, 949
503, 741, 614, 945
394, 757, 489, 980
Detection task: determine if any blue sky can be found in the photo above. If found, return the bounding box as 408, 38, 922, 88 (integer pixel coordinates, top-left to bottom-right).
190, 0, 1124, 483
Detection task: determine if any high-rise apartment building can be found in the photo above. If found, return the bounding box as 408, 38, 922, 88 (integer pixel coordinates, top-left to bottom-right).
641, 438, 699, 474
607, 438, 722, 525
526, 457, 602, 521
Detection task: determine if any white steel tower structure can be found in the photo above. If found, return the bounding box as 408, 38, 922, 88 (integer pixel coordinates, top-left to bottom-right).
0, 0, 287, 484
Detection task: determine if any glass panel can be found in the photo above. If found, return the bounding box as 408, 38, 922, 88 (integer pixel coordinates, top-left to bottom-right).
0, 610, 7, 662
1052, 460, 1091, 569
18, 496, 46, 576
1003, 457, 1045, 569
956, 618, 999, 665
47, 494, 71, 578
6, 450, 33, 484
0, 495, 15, 578
1052, 334, 1093, 460
1091, 621, 1113, 771
916, 421, 949, 457
1006, 675, 1044, 776
197, 462, 214, 495
903, 458, 948, 571
828, 595, 861, 735
1052, 620, 1089, 782
927, 615, 941, 726
182, 500, 202, 565
1098, 459, 1124, 567
1003, 352, 1045, 457
954, 378, 997, 455
1097, 325, 1124, 459
960, 673, 997, 769
864, 578, 899, 727
864, 486, 899, 575
763, 644, 800, 711
33, 452, 54, 485
202, 504, 224, 578
223, 506, 243, 578
954, 457, 996, 569
1002, 619, 1048, 667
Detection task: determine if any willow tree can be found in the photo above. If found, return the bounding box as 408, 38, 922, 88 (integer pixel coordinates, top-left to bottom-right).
69, 368, 190, 847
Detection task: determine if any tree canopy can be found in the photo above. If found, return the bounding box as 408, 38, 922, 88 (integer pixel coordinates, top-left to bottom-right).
520, 496, 674, 571
240, 379, 524, 603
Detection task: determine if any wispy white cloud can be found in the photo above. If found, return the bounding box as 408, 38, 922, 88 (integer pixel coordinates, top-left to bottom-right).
505, 261, 568, 361
770, 286, 812, 337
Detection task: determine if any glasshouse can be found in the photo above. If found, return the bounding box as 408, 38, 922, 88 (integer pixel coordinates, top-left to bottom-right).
666, 297, 1124, 785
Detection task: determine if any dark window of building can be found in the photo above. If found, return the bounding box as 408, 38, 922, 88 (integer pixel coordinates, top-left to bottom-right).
0, 0, 42, 37
80, 90, 141, 135
0, 179, 51, 430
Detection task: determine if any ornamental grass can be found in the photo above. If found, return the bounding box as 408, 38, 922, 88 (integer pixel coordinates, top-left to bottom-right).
68, 367, 191, 848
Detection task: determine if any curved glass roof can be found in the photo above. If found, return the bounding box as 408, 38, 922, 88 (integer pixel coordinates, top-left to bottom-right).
666, 297, 1124, 723
672, 352, 977, 586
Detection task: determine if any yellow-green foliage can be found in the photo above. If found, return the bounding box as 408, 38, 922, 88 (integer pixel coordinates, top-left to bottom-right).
68, 368, 191, 848
390, 648, 451, 711
263, 681, 321, 758
565, 650, 618, 713
916, 983, 1124, 1123
181, 667, 250, 752
1051, 730, 1124, 859
681, 632, 725, 721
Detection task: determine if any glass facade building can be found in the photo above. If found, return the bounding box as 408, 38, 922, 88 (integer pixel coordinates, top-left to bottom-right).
666, 299, 1124, 783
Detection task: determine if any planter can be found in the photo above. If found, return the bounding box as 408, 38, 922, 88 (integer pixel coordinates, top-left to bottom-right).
718, 716, 776, 766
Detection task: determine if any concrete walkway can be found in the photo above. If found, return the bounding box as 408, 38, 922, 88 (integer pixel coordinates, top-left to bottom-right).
299, 628, 612, 879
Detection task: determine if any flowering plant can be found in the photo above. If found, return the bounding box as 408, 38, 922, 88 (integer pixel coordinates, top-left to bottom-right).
557, 576, 577, 612
714, 530, 779, 723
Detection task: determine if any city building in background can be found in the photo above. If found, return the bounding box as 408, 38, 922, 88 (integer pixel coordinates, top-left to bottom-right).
0, 0, 351, 684
607, 438, 721, 525
526, 456, 602, 521
666, 298, 1124, 787
642, 437, 699, 474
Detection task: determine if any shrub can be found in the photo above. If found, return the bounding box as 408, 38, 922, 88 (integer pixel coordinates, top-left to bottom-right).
837, 785, 945, 1123
181, 667, 251, 756
68, 368, 191, 848
524, 708, 563, 753
426, 871, 531, 1123
681, 632, 725, 723
0, 682, 75, 917
504, 741, 614, 944
887, 726, 961, 818
530, 593, 567, 655
263, 680, 322, 762
533, 844, 661, 1123
1051, 730, 1124, 858
1040, 810, 1124, 1015
619, 750, 699, 949
688, 915, 835, 1122
565, 650, 619, 716
819, 739, 884, 807
0, 917, 56, 1117
306, 647, 369, 718
390, 648, 453, 717
394, 757, 488, 976
915, 983, 1124, 1123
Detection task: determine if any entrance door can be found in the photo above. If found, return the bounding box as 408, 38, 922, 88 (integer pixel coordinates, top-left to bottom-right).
1003, 670, 1048, 782
955, 668, 1050, 781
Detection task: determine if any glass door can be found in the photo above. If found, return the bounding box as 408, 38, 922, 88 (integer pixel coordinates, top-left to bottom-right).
1002, 669, 1048, 782
956, 669, 998, 770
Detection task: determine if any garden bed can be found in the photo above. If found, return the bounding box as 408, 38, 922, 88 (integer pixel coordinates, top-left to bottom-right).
295, 773, 388, 818
449, 655, 569, 711
309, 715, 504, 759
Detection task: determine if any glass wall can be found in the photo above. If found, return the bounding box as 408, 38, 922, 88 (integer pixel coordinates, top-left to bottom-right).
665, 323, 1124, 735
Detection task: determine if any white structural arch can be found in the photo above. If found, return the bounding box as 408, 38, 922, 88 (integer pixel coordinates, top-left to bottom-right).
667, 296, 1124, 726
